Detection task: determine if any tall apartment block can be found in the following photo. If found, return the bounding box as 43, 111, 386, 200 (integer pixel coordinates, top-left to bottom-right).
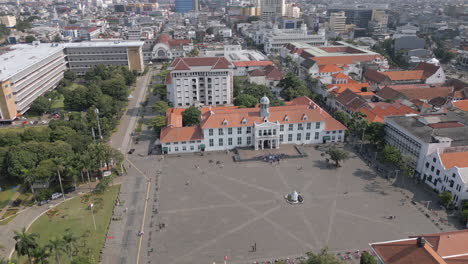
260, 0, 285, 23
329, 12, 346, 33
0, 41, 145, 121
166, 57, 234, 107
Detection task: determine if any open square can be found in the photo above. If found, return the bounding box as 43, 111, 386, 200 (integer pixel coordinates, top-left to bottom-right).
146, 145, 450, 264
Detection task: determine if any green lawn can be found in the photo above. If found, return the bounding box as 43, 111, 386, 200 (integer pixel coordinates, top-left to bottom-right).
0, 189, 16, 209
50, 94, 64, 110
26, 185, 120, 263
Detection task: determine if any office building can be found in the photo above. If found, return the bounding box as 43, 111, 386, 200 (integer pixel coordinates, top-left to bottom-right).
160, 96, 347, 154
329, 11, 346, 33
0, 43, 67, 120
65, 41, 145, 76
260, 0, 285, 23
327, 7, 373, 29
175, 0, 193, 13
166, 57, 234, 107
127, 27, 142, 40
263, 24, 327, 54
283, 3, 301, 18
0, 15, 16, 28
0, 41, 145, 121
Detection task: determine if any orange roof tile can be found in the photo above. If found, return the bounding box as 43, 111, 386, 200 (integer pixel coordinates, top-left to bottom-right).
453, 100, 468, 111
331, 72, 349, 79
410, 230, 468, 258
170, 57, 232, 70
311, 55, 383, 65
160, 126, 203, 143
319, 64, 343, 73
358, 102, 418, 123
371, 238, 446, 264
232, 61, 273, 67
380, 70, 425, 81
439, 151, 468, 170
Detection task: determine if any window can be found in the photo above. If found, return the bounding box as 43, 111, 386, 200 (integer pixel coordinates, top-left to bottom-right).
246, 127, 251, 134
298, 124, 303, 130
190, 145, 194, 150
433, 158, 436, 162
453, 173, 456, 178
280, 125, 284, 132
316, 122, 320, 129
228, 138, 233, 145
247, 136, 251, 145
306, 133, 310, 140
425, 162, 429, 168
431, 166, 434, 172
237, 127, 242, 134
436, 170, 440, 176
209, 129, 214, 136
288, 124, 293, 131
182, 141, 186, 144
219, 138, 223, 146
296, 133, 301, 141
209, 139, 214, 147
332, 136, 335, 140
280, 134, 283, 142
315, 132, 319, 140
237, 137, 242, 145
307, 123, 311, 130
218, 128, 224, 135
288, 134, 293, 142
258, 130, 262, 136
175, 146, 179, 152
182, 146, 186, 151
228, 128, 232, 135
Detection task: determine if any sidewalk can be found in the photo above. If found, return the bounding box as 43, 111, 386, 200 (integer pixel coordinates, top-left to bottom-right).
0, 192, 20, 219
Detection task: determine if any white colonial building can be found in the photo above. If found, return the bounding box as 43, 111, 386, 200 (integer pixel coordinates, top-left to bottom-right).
421, 147, 468, 207
166, 57, 234, 107
160, 96, 347, 154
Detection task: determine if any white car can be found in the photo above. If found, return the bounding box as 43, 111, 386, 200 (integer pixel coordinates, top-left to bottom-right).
51, 192, 63, 200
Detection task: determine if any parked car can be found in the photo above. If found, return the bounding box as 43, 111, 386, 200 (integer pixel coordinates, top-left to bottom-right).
38, 200, 49, 206
128, 148, 135, 154
51, 192, 63, 200
12, 199, 22, 207
64, 187, 76, 194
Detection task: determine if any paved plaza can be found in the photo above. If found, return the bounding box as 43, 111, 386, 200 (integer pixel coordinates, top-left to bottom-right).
134, 145, 454, 264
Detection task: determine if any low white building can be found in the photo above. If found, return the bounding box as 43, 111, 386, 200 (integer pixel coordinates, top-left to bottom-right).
422, 148, 468, 206
160, 96, 347, 154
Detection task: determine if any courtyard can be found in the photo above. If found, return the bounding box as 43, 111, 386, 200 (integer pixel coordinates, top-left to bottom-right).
141, 145, 453, 264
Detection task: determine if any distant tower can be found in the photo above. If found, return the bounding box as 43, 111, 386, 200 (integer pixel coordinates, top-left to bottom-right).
260, 96, 270, 118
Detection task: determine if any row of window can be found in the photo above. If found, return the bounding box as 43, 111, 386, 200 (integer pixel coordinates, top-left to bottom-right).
280, 122, 320, 132
209, 127, 252, 136
209, 137, 252, 147
170, 144, 202, 152
165, 140, 202, 146
171, 72, 229, 77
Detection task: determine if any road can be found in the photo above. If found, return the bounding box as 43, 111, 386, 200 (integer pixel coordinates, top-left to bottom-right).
101, 67, 156, 264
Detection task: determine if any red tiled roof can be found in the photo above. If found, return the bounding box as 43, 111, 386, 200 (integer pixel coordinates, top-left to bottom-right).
264, 65, 283, 81
371, 238, 446, 264
335, 89, 368, 112
232, 61, 273, 67
415, 62, 440, 79
319, 64, 343, 73
248, 69, 265, 76
160, 127, 203, 143
170, 57, 232, 70
409, 230, 468, 258
332, 73, 349, 79
359, 102, 418, 123
428, 122, 465, 129
311, 55, 383, 65
453, 100, 468, 111
439, 151, 468, 169
380, 70, 425, 81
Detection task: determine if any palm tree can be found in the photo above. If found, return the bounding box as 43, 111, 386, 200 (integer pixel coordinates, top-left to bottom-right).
47, 237, 66, 264
53, 158, 66, 202
32, 246, 50, 264
63, 229, 78, 261
13, 228, 39, 264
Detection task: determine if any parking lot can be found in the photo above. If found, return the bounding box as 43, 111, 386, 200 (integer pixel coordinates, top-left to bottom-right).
135, 145, 454, 264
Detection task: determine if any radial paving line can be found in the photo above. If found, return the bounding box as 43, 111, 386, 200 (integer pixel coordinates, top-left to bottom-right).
126, 158, 150, 181
136, 175, 152, 264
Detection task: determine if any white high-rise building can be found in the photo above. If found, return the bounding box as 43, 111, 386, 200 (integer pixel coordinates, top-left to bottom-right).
166, 57, 234, 107
329, 11, 346, 33
284, 3, 301, 18
260, 0, 285, 23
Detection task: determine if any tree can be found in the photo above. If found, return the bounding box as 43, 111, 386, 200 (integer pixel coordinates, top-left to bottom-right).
153, 84, 167, 100
0, 24, 11, 39
234, 94, 258, 108
29, 96, 51, 115
304, 248, 344, 264
16, 20, 32, 32
63, 229, 78, 261
100, 77, 128, 101
25, 35, 36, 43
326, 147, 350, 167
152, 101, 169, 114
50, 126, 77, 142
187, 48, 199, 57
434, 48, 455, 63
360, 251, 376, 264
365, 122, 385, 146
279, 72, 310, 100
439, 191, 453, 207
332, 111, 351, 128
21, 127, 51, 142
53, 35, 62, 42
47, 237, 66, 264
379, 145, 401, 165
182, 106, 201, 126
32, 246, 50, 264
14, 228, 39, 264
148, 116, 166, 133
270, 99, 285, 106
242, 83, 273, 99
63, 70, 77, 81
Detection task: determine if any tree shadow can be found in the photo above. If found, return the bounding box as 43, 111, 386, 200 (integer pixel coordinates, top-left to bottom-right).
312, 159, 337, 170
353, 168, 378, 181
363, 181, 388, 195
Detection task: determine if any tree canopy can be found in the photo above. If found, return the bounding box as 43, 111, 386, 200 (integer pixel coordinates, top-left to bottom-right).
279, 72, 311, 100
29, 96, 51, 115
379, 145, 401, 165
148, 116, 166, 133
234, 94, 258, 108
152, 101, 169, 114
182, 106, 201, 126
304, 248, 345, 264
326, 147, 350, 167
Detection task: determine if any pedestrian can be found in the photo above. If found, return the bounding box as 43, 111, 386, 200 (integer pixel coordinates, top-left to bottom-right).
124, 207, 128, 213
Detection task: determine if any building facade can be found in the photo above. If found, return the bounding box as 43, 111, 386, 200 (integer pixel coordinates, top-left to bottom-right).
160, 96, 347, 154
175, 0, 193, 13
260, 0, 285, 23
166, 57, 234, 107
329, 12, 346, 33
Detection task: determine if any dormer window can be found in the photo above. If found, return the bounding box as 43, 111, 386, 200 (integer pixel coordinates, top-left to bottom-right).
302, 114, 308, 120
284, 115, 289, 121
241, 118, 247, 124
264, 118, 268, 122
223, 119, 228, 125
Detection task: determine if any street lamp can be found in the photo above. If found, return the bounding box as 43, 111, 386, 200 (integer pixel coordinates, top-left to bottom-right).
89, 203, 97, 230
